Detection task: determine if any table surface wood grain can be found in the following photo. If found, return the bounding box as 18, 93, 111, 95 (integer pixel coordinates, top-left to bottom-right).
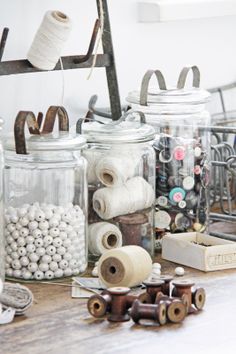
1, 248, 236, 354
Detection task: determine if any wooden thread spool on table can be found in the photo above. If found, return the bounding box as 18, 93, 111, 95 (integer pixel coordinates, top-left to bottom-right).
130, 299, 167, 326
172, 280, 202, 314
155, 292, 186, 323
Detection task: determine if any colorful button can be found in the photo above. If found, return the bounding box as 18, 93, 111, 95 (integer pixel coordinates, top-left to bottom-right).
178, 200, 186, 209
155, 210, 171, 229
159, 150, 172, 163
173, 146, 186, 161
194, 146, 202, 158
175, 213, 191, 230
183, 176, 195, 191
194, 165, 201, 175
157, 196, 168, 207
169, 187, 186, 204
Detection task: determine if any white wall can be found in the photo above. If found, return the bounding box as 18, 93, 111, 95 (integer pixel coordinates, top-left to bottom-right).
0, 0, 236, 132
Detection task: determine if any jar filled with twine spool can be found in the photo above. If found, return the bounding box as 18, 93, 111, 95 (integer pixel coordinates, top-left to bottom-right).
78, 111, 156, 261
3, 107, 88, 281
126, 66, 211, 248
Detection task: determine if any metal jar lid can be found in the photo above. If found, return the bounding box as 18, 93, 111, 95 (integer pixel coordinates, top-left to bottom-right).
126, 66, 211, 110
78, 111, 156, 144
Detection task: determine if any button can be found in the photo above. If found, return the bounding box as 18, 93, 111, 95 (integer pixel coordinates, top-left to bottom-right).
159, 150, 172, 163
183, 176, 195, 191
194, 165, 201, 175
185, 191, 198, 209
175, 213, 191, 230
194, 146, 202, 157
168, 176, 182, 188
178, 168, 188, 177
155, 210, 171, 229
157, 196, 168, 207
173, 146, 186, 161
178, 200, 186, 209
169, 187, 186, 204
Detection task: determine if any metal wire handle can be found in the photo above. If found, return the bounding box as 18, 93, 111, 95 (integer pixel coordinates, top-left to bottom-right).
177, 65, 200, 89
14, 111, 40, 155
41, 106, 69, 134
140, 69, 167, 106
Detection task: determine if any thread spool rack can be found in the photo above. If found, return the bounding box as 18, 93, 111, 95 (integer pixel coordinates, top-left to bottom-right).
0, 0, 122, 120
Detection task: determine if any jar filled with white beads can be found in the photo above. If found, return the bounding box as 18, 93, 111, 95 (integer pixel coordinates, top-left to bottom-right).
78, 111, 156, 260
4, 107, 88, 281
126, 66, 211, 248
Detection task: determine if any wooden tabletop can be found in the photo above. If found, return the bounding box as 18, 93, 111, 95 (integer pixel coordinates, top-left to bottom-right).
1, 252, 236, 354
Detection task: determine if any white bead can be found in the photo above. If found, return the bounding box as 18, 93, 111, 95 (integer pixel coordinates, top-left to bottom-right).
49, 261, 58, 271
49, 228, 60, 237
43, 235, 53, 247
41, 255, 52, 264
58, 222, 67, 231
4, 229, 10, 237
5, 214, 11, 224
11, 230, 19, 240
26, 235, 34, 244
152, 263, 161, 270
28, 262, 38, 273
34, 270, 44, 280
45, 270, 54, 280
11, 251, 20, 260
12, 260, 21, 270
68, 231, 77, 240
63, 252, 72, 261
10, 215, 19, 223
26, 244, 36, 253
29, 253, 39, 262
64, 268, 72, 277
65, 225, 73, 234
13, 269, 22, 278
38, 220, 49, 230
42, 230, 48, 237
92, 267, 98, 277
23, 270, 32, 280
11, 241, 18, 251
6, 268, 13, 277
6, 255, 12, 264
53, 237, 62, 248
61, 212, 72, 223
63, 239, 71, 248
28, 206, 36, 213
20, 256, 29, 266
151, 269, 161, 277
7, 223, 16, 233
17, 208, 27, 217
72, 268, 80, 275
54, 269, 63, 278
35, 210, 46, 222
57, 246, 66, 255
175, 267, 185, 276
18, 247, 27, 257
28, 221, 38, 231
44, 209, 53, 220
19, 228, 29, 237
32, 229, 42, 239
19, 217, 29, 226
34, 238, 44, 248
49, 218, 59, 228
6, 235, 14, 244
46, 245, 56, 256
6, 246, 12, 255
17, 237, 26, 247
69, 259, 78, 269
28, 211, 35, 221
54, 206, 64, 215
52, 254, 62, 262
15, 222, 22, 230
39, 263, 49, 272
36, 247, 46, 257
59, 232, 67, 241
59, 260, 68, 270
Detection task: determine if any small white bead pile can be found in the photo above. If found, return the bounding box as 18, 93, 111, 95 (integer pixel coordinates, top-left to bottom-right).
148, 262, 161, 281
5, 203, 87, 280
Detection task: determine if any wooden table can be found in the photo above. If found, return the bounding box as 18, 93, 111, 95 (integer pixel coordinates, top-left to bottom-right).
1, 252, 236, 354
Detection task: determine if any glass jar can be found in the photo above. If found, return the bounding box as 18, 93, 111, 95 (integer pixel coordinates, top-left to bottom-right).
78, 112, 156, 260
126, 66, 211, 247
0, 117, 4, 282
3, 108, 88, 280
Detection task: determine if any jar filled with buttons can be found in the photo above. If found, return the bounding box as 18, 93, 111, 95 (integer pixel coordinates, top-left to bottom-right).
78, 111, 156, 260
3, 107, 88, 280
126, 66, 211, 248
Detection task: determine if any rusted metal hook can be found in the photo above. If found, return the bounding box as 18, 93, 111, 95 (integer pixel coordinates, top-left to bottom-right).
41, 106, 69, 134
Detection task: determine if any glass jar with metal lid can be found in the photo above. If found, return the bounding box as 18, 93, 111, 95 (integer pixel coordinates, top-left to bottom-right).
78, 112, 156, 259
0, 117, 4, 282
4, 106, 88, 280
126, 66, 211, 246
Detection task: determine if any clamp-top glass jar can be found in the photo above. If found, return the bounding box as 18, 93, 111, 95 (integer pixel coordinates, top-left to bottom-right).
78, 112, 156, 259
126, 66, 211, 246
4, 107, 88, 280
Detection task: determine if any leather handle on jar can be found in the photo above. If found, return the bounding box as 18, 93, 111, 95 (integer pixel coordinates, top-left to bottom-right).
14, 111, 40, 155
177, 66, 200, 89
41, 106, 69, 134
140, 69, 167, 106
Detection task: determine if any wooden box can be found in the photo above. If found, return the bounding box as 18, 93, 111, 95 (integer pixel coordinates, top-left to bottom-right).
162, 232, 236, 271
